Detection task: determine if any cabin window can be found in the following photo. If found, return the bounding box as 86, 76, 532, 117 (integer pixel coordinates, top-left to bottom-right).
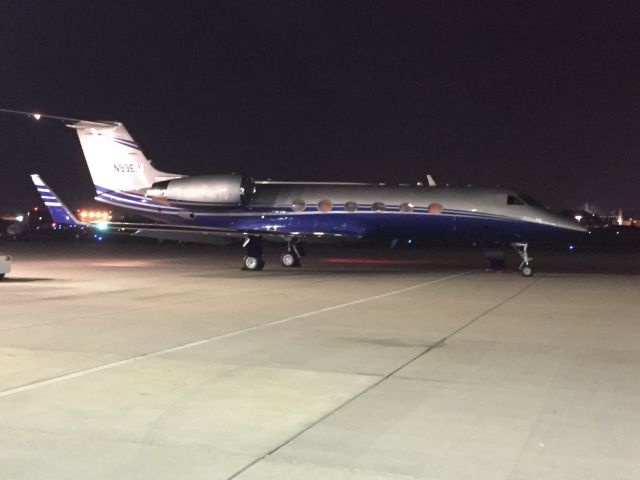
399, 202, 414, 213
372, 201, 386, 212
317, 199, 333, 212
427, 203, 443, 214
507, 195, 524, 205
344, 201, 358, 212
291, 199, 306, 212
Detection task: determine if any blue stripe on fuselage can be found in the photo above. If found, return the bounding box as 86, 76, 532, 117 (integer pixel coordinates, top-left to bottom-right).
91, 186, 572, 241
126, 209, 572, 242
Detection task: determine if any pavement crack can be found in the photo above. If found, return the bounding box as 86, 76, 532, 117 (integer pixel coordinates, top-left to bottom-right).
224, 275, 541, 480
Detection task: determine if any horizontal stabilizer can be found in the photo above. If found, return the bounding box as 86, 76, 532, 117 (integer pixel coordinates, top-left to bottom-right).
0, 108, 117, 127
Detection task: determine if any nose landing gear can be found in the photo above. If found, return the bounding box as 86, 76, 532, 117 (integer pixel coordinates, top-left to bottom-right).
511, 242, 534, 277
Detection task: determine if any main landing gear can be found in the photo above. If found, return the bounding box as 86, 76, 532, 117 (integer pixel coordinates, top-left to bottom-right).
242, 236, 265, 271
280, 238, 303, 268
511, 242, 534, 277
241, 237, 306, 271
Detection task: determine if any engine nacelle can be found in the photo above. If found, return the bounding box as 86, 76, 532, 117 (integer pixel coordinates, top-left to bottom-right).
148, 174, 255, 205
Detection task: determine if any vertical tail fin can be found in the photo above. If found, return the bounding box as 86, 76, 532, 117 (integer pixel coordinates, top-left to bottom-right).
0, 109, 182, 193
31, 174, 83, 226
69, 121, 181, 192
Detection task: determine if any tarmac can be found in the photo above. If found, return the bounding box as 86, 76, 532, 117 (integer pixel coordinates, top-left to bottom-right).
1, 242, 639, 479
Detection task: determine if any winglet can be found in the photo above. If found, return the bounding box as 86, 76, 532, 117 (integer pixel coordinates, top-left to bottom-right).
31, 174, 84, 226
426, 174, 437, 187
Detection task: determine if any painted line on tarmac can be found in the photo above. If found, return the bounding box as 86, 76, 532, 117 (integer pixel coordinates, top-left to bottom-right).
0, 270, 471, 399
226, 275, 541, 480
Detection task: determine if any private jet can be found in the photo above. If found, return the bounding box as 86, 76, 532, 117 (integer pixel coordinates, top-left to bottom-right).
2, 109, 586, 275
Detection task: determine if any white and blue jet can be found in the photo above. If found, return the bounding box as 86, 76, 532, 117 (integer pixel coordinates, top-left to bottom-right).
3, 109, 586, 276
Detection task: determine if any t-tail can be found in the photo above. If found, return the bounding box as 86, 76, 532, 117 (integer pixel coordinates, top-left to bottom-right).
31, 174, 84, 226
68, 121, 183, 200
0, 109, 183, 210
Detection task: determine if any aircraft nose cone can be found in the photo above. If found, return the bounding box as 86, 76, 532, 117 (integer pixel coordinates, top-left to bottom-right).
549, 213, 588, 233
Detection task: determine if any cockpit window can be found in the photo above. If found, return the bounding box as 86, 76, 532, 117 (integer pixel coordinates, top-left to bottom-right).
507, 195, 524, 205
507, 193, 547, 208
519, 194, 545, 208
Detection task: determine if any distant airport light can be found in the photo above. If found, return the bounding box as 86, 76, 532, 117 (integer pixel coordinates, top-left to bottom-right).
77, 209, 112, 221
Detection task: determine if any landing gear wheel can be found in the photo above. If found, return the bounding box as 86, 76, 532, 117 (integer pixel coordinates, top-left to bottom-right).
242, 236, 265, 271
242, 256, 264, 271
281, 237, 303, 268
280, 251, 300, 267
511, 242, 535, 277
520, 265, 534, 277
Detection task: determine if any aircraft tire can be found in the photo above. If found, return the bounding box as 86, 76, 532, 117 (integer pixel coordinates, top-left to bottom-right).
242, 256, 264, 271
0, 274, 4, 280
280, 252, 300, 267
520, 265, 534, 277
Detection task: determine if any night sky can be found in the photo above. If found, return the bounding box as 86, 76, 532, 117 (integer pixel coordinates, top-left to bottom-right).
1, 1, 639, 214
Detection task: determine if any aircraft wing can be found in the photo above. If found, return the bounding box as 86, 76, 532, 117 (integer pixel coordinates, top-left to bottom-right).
104, 222, 354, 243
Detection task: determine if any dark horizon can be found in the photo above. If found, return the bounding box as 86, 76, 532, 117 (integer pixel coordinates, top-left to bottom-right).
1, 2, 639, 215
